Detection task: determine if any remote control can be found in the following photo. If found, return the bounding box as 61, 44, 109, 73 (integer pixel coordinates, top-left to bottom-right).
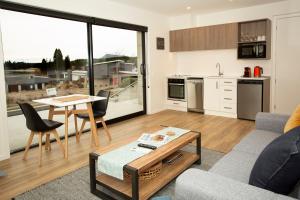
138, 143, 157, 150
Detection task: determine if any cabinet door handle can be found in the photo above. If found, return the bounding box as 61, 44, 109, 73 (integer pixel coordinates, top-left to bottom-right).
216, 81, 219, 89
224, 89, 232, 92
224, 98, 232, 100
224, 81, 232, 84
173, 102, 179, 105
224, 107, 232, 109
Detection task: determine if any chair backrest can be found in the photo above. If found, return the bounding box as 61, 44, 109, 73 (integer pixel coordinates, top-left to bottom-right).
92, 90, 110, 114
18, 103, 48, 132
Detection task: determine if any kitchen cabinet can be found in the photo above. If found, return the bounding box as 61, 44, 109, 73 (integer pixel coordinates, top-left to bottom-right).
170, 29, 191, 52
237, 19, 271, 59
204, 78, 220, 111
204, 77, 237, 118
166, 99, 187, 112
170, 23, 237, 52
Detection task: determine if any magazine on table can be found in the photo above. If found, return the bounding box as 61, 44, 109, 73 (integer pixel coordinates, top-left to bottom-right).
137, 133, 170, 145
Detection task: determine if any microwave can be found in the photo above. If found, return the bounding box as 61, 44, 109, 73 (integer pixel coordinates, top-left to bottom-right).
238, 42, 266, 59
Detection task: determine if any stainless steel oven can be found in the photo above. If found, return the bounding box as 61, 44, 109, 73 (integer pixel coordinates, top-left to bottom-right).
168, 78, 186, 101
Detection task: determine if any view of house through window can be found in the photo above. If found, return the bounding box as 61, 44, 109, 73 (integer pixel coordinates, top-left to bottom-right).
0, 9, 146, 151
0, 9, 89, 116
92, 25, 144, 119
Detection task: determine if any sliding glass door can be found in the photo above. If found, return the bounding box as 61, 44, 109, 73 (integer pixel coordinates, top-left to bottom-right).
0, 9, 89, 151
0, 9, 89, 115
0, 4, 147, 152
92, 25, 146, 120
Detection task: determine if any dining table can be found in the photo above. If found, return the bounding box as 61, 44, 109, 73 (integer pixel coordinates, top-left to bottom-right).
33, 94, 106, 159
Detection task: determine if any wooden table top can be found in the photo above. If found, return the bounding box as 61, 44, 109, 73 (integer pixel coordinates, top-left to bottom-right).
33, 94, 106, 107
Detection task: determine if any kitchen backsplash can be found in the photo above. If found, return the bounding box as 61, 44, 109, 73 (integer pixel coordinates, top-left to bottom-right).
174, 49, 271, 77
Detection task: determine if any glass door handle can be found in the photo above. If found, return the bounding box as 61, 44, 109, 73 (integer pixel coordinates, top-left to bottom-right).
140, 63, 145, 75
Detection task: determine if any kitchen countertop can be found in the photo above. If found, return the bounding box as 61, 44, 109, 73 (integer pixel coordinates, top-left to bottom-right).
236, 76, 270, 80
167, 75, 270, 80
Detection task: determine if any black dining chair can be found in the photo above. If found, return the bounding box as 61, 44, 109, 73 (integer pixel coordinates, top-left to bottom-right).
75, 90, 112, 143
18, 103, 65, 166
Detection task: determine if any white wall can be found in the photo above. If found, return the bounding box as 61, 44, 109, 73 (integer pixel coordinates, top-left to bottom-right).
0, 0, 176, 151
169, 0, 300, 111
169, 0, 300, 77
0, 24, 10, 161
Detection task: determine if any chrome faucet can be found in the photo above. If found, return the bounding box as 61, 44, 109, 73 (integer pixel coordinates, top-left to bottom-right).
216, 62, 223, 76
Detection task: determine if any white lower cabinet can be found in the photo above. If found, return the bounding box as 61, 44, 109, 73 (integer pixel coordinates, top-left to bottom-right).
204, 78, 220, 111
204, 77, 237, 118
166, 100, 188, 112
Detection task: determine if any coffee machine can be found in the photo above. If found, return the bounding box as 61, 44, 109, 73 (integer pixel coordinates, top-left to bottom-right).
243, 67, 251, 77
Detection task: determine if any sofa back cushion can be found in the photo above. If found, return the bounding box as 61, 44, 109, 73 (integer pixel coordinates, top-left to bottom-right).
249, 126, 300, 195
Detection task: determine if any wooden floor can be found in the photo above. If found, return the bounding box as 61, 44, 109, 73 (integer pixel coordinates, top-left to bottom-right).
0, 110, 254, 200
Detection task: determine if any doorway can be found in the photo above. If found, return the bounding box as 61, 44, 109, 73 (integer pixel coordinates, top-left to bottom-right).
274, 13, 300, 114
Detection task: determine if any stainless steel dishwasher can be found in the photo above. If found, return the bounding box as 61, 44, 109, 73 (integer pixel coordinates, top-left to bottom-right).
187, 78, 204, 113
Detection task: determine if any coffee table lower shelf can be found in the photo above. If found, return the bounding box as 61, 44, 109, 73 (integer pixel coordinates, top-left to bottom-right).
90, 150, 199, 200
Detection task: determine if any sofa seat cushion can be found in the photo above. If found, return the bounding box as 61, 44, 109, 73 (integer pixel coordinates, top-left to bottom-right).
233, 130, 280, 155
175, 169, 295, 200
289, 181, 300, 199
249, 126, 300, 195
209, 150, 258, 183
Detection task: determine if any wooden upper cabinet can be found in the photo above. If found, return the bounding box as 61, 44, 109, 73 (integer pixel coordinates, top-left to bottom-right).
170, 29, 191, 52
225, 23, 238, 49
207, 24, 226, 50
190, 27, 207, 50
170, 23, 238, 52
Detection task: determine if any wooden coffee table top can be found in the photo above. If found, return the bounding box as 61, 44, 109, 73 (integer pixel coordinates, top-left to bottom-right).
92, 127, 201, 200
128, 131, 199, 172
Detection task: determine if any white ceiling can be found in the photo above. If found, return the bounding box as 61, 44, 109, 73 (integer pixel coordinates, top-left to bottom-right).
109, 0, 287, 16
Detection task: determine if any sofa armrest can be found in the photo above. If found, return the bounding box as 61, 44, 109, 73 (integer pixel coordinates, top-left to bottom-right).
175, 169, 296, 200
255, 112, 290, 134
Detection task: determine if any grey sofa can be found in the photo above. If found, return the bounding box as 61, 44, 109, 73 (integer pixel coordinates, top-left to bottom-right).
175, 112, 300, 200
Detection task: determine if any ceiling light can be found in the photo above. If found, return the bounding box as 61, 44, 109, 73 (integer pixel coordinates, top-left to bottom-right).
186, 6, 191, 10
228, 0, 234, 2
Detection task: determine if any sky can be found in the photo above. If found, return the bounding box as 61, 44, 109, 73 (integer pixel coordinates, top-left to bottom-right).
0, 9, 138, 63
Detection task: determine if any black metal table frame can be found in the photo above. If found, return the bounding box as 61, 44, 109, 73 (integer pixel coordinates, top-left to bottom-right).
89, 130, 201, 200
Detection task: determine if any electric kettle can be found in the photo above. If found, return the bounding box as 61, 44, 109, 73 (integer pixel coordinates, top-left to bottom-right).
254, 66, 263, 77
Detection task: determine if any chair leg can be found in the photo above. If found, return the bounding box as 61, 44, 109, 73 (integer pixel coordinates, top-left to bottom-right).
23, 131, 35, 160
38, 132, 43, 167
52, 130, 65, 156
100, 118, 112, 141
45, 133, 51, 151
77, 119, 86, 143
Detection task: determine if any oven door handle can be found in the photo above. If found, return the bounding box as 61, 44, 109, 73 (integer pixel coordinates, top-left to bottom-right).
168, 83, 185, 86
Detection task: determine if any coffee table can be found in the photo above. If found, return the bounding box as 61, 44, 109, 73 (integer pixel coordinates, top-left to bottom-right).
89, 127, 201, 200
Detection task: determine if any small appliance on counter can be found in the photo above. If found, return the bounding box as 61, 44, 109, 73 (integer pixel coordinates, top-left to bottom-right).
254, 66, 263, 77
243, 67, 251, 77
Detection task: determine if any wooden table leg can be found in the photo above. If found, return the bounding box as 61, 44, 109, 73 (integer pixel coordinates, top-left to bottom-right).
64, 106, 69, 159
87, 103, 99, 147
46, 106, 55, 151
73, 105, 79, 143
